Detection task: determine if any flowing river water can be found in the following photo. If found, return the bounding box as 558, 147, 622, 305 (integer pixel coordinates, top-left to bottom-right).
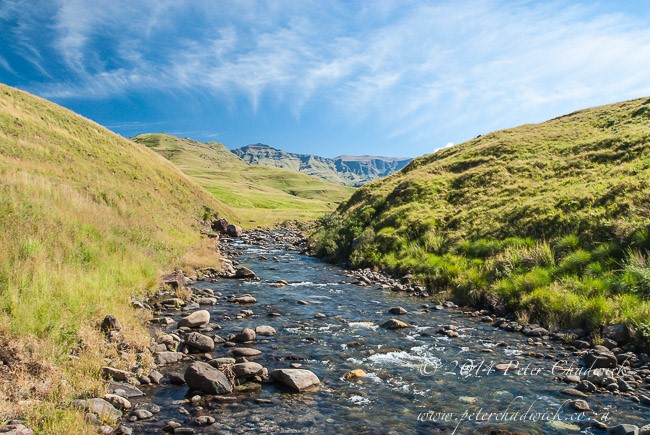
130, 231, 649, 434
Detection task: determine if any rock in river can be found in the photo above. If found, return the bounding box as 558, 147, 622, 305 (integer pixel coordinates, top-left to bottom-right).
235, 267, 256, 279
178, 310, 210, 328
583, 347, 617, 369
388, 307, 407, 315
381, 318, 411, 329
226, 224, 243, 237
184, 362, 233, 395
233, 362, 264, 378
270, 369, 321, 392
185, 332, 215, 352
232, 295, 257, 304
231, 347, 262, 357
255, 325, 277, 336
232, 328, 256, 343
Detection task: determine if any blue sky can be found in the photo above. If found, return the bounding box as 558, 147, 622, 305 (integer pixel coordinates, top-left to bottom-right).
2, 1, 650, 158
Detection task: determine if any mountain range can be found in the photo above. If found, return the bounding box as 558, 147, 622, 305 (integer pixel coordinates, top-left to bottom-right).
232, 143, 411, 187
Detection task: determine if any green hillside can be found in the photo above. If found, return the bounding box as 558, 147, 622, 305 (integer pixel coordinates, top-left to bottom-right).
312, 97, 650, 341
0, 84, 229, 430
133, 134, 354, 226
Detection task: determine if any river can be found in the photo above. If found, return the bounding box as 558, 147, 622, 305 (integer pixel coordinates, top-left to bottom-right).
130, 230, 649, 434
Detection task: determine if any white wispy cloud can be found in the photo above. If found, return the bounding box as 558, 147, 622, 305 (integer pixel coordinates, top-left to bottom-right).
4, 0, 650, 152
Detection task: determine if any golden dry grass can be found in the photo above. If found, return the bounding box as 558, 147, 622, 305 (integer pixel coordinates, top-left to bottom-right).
0, 84, 229, 431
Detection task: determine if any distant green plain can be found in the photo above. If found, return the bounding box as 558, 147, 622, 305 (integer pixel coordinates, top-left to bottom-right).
134, 133, 354, 227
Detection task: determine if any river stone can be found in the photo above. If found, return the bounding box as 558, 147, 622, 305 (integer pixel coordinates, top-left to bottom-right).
570, 399, 590, 412
270, 369, 320, 392
603, 324, 630, 344
179, 310, 210, 328
640, 424, 650, 435
561, 388, 588, 398
212, 218, 229, 233
194, 416, 216, 426
102, 367, 132, 382
154, 351, 184, 366
548, 421, 580, 431
100, 314, 122, 333
0, 424, 33, 435
113, 426, 133, 435
314, 313, 327, 319
232, 362, 264, 378
167, 372, 186, 385
233, 295, 257, 304
149, 370, 163, 384
73, 398, 122, 421
185, 332, 215, 352
226, 224, 242, 237
132, 409, 153, 420
297, 300, 310, 305
343, 369, 366, 380
184, 362, 233, 395
135, 402, 161, 414
198, 297, 217, 306
107, 381, 145, 398
381, 318, 411, 329
584, 348, 617, 369
231, 348, 262, 357
525, 327, 550, 337
610, 424, 640, 435
233, 328, 256, 343
388, 307, 407, 315
103, 394, 132, 411
235, 267, 256, 279
209, 357, 236, 369
255, 325, 276, 336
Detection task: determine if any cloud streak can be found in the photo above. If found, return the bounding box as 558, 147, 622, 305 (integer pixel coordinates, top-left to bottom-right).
3, 0, 650, 154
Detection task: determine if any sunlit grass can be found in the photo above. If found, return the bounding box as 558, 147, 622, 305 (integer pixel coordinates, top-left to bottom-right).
312, 95, 650, 343
0, 84, 226, 430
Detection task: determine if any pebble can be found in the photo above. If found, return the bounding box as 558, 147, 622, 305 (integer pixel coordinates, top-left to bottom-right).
194, 416, 215, 426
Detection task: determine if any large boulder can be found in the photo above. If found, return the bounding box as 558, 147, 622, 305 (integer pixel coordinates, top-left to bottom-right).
226, 224, 243, 237
185, 332, 215, 352
583, 347, 617, 369
184, 362, 233, 394
178, 310, 210, 328
270, 369, 320, 392
211, 218, 229, 233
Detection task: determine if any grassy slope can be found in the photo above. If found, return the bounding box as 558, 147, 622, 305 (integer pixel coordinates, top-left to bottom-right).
0, 84, 231, 430
312, 97, 650, 341
133, 134, 354, 226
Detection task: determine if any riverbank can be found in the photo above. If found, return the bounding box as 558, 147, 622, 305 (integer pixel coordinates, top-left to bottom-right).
56, 227, 649, 434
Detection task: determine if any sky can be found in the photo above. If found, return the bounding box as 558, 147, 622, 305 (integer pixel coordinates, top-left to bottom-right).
2, 1, 650, 158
